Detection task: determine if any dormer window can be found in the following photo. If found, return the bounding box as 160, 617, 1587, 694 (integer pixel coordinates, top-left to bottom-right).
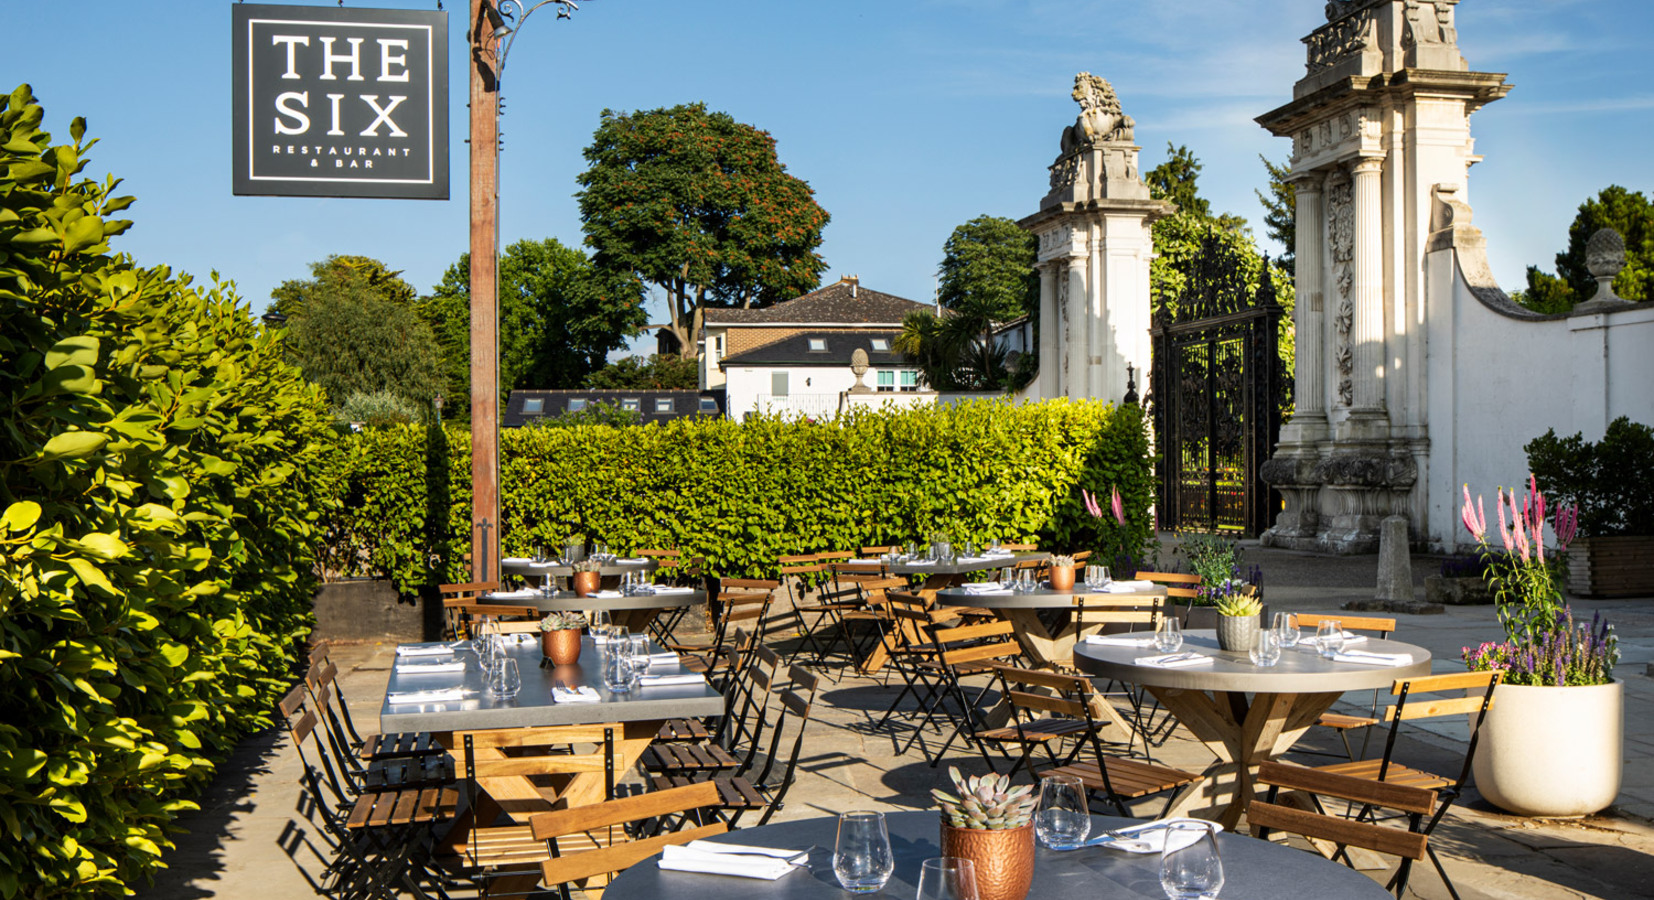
807, 338, 828, 352
523, 398, 544, 414
869, 338, 890, 351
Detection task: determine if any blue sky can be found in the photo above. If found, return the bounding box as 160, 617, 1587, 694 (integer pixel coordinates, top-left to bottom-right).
4, 1, 1651, 357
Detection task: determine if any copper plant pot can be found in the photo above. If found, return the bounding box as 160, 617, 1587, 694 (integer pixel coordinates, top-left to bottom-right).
541, 628, 582, 665
572, 571, 601, 598
940, 821, 1035, 900
1047, 565, 1075, 592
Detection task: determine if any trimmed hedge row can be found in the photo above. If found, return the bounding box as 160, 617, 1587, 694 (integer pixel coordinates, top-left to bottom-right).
329, 399, 1155, 594
0, 86, 337, 898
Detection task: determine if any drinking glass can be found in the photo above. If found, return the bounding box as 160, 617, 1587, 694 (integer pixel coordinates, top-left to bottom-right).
627, 633, 651, 674
916, 858, 978, 900
1097, 565, 1112, 586
905, 541, 919, 561
1155, 616, 1184, 653
1160, 821, 1223, 899
589, 609, 612, 643
1317, 619, 1345, 659
1016, 569, 1036, 594
603, 638, 636, 692
833, 811, 894, 893
1272, 611, 1300, 648
963, 541, 978, 559
988, 538, 1002, 553
619, 571, 635, 595
1249, 629, 1281, 667
490, 658, 521, 700
1034, 774, 1090, 850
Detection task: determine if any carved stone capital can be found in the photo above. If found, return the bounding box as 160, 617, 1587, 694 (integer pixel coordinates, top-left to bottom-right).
1310, 451, 1418, 490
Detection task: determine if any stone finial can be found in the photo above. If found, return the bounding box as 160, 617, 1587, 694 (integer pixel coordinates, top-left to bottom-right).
848, 347, 872, 393
1576, 227, 1631, 312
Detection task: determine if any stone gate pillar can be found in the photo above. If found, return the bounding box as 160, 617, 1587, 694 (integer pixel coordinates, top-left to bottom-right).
1256, 0, 1509, 553
1018, 73, 1172, 405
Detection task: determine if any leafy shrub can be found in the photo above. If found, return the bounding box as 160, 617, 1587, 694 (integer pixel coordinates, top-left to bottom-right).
0, 86, 337, 898
326, 400, 1155, 594
1526, 417, 1654, 537
337, 389, 423, 427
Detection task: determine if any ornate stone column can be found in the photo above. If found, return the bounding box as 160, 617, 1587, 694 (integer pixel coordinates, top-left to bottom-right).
1064, 254, 1088, 397
1291, 176, 1327, 433
1346, 156, 1388, 435
1036, 261, 1060, 399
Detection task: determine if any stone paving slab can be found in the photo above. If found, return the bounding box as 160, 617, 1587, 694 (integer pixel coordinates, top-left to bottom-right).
134, 543, 1653, 899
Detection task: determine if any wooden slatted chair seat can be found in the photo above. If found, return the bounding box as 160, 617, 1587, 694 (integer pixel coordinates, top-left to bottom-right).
1041, 757, 1200, 800
1312, 759, 1453, 792
1291, 613, 1398, 759
344, 785, 460, 831
654, 717, 710, 743
306, 646, 445, 764
976, 717, 1092, 744
639, 742, 740, 772
1133, 571, 1202, 602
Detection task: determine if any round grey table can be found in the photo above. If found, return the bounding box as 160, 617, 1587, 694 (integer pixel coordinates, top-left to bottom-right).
935, 585, 1168, 669
602, 811, 1392, 900
1073, 630, 1432, 829
483, 589, 703, 633
501, 557, 660, 579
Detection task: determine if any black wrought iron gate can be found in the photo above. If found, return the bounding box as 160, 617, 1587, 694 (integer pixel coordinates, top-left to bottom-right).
1149, 232, 1287, 536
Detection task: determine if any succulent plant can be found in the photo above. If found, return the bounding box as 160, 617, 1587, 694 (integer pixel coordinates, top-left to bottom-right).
572, 558, 603, 573
932, 767, 1037, 830
1048, 554, 1076, 568
539, 611, 586, 631
1214, 587, 1262, 617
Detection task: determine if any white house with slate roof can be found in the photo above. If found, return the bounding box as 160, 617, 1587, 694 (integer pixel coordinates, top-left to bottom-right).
701, 276, 934, 419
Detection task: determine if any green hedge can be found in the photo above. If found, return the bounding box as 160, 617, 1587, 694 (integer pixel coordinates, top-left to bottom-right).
0, 86, 338, 898
329, 399, 1154, 594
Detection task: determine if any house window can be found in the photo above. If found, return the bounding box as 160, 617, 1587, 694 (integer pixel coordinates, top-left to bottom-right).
876, 371, 895, 393
772, 372, 790, 397
655, 398, 675, 413
869, 338, 890, 351
622, 398, 641, 411
522, 398, 544, 414
568, 398, 587, 412
699, 397, 718, 413
715, 335, 725, 354
900, 371, 920, 392
807, 338, 828, 352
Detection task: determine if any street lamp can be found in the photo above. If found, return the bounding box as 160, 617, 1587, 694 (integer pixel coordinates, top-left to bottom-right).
466, 0, 589, 583
261, 309, 288, 327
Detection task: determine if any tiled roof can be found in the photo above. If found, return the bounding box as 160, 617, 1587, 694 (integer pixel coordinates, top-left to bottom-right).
703, 278, 933, 325
503, 389, 722, 427
720, 330, 909, 368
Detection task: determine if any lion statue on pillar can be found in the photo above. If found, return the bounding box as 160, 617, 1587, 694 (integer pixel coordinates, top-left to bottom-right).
1061, 72, 1135, 154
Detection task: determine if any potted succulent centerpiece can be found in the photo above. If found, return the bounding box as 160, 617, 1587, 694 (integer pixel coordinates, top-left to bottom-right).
539, 611, 586, 665
1181, 533, 1263, 631
1214, 588, 1263, 652
933, 767, 1037, 900
571, 558, 602, 598
1460, 476, 1622, 817
1047, 554, 1076, 592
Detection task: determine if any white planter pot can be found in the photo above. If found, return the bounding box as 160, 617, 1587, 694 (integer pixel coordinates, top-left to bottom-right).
1472, 680, 1623, 817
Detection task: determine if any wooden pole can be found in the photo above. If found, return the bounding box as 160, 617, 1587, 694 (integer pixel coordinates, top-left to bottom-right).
468, 0, 500, 583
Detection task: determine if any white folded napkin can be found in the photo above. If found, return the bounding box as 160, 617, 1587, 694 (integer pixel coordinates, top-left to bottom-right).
396, 644, 457, 657
1334, 631, 1368, 645
639, 673, 706, 687
849, 558, 883, 565
684, 840, 809, 861
502, 557, 532, 565
1331, 649, 1411, 666
962, 582, 1009, 594
386, 688, 465, 704
646, 652, 681, 666
983, 550, 1015, 557
1094, 819, 1225, 854
654, 843, 803, 880
643, 585, 694, 594
1135, 652, 1213, 668
590, 590, 623, 599
394, 660, 466, 674
1083, 633, 1157, 646
488, 588, 540, 599
1104, 580, 1155, 593
905, 559, 937, 566
618, 557, 650, 564
552, 686, 601, 703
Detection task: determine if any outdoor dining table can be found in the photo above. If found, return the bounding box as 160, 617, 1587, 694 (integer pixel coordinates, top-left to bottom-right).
501, 556, 659, 587
883, 551, 1046, 591
1073, 630, 1432, 829
601, 810, 1392, 900
482, 587, 704, 634
380, 635, 724, 893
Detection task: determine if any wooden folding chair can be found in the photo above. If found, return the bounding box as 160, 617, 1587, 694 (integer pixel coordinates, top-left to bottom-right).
641, 644, 786, 777
1070, 592, 1168, 757
1133, 571, 1202, 604
439, 580, 502, 639
1250, 762, 1440, 899
989, 666, 1201, 817
776, 553, 835, 664
528, 781, 727, 895
307, 643, 445, 764
892, 599, 1027, 767
1291, 613, 1398, 760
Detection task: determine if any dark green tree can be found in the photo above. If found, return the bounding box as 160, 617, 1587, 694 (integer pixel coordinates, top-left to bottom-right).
420, 238, 647, 418
938, 215, 1039, 321
585, 354, 699, 390
1256, 155, 1296, 275
269, 254, 417, 319
576, 103, 829, 356
1512, 185, 1654, 313
285, 290, 444, 411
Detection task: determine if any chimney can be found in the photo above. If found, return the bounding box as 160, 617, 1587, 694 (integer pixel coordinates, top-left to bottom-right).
848, 274, 858, 298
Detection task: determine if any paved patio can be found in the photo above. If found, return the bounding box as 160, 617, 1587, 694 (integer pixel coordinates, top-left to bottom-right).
135, 544, 1654, 899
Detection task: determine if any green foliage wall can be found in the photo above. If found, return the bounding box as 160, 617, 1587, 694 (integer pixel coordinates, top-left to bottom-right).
0, 86, 337, 898
327, 401, 1154, 594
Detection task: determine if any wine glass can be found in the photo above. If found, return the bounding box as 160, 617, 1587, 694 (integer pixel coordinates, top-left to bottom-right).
1034, 774, 1090, 849
1160, 821, 1223, 899
1317, 619, 1345, 659
490, 657, 521, 700
1249, 629, 1281, 667
916, 858, 978, 900
602, 638, 635, 693
1155, 616, 1184, 654
627, 633, 651, 674
1272, 611, 1300, 648
589, 609, 612, 643
833, 811, 894, 893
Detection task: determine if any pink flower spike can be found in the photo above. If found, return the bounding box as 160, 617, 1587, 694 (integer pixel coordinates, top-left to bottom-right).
1509, 489, 1530, 562
1497, 489, 1513, 553
1110, 486, 1126, 526
1082, 489, 1102, 519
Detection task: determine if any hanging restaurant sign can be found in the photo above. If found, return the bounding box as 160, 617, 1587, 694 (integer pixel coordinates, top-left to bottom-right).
232, 4, 448, 199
